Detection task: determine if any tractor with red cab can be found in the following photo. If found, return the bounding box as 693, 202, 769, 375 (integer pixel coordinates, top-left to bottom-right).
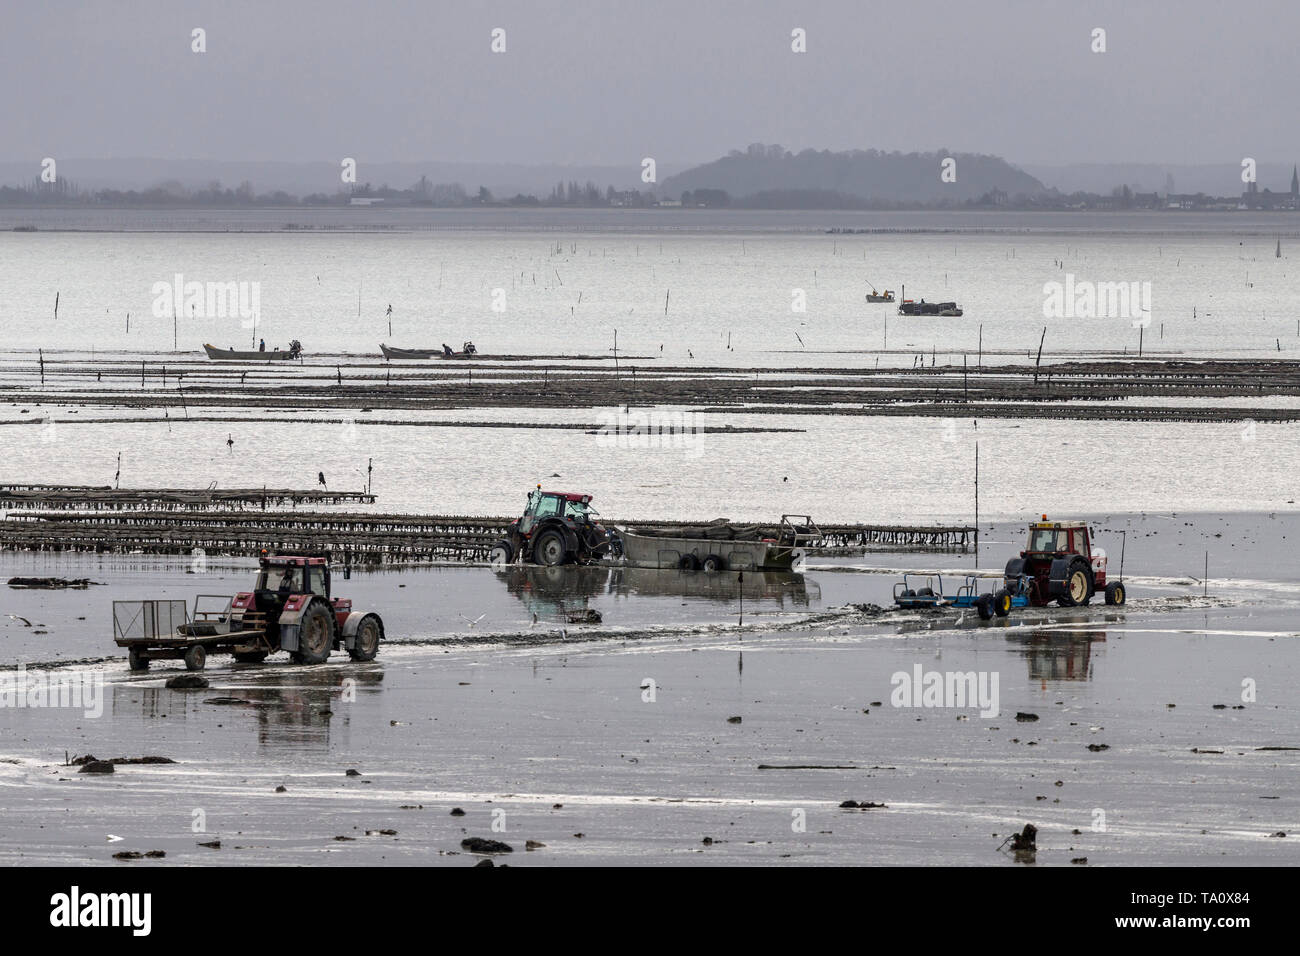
488, 486, 613, 567
1004, 517, 1126, 608
117, 551, 384, 671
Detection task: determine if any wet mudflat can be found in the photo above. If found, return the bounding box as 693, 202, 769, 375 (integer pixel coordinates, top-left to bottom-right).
1, 513, 1296, 866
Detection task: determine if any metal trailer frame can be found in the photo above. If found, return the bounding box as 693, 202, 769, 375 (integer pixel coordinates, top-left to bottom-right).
892, 573, 1032, 619
114, 595, 273, 671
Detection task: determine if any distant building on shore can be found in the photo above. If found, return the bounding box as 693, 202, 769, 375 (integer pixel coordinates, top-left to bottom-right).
1241, 165, 1299, 210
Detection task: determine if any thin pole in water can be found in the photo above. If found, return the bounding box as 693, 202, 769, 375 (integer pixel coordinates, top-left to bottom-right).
1204, 552, 1208, 597
38, 349, 44, 386
974, 442, 980, 563
738, 569, 744, 625
1034, 327, 1046, 383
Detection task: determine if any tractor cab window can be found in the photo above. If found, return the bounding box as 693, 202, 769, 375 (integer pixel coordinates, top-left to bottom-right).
308, 568, 328, 596
564, 499, 590, 522
1029, 528, 1068, 552
530, 494, 561, 519
275, 567, 303, 593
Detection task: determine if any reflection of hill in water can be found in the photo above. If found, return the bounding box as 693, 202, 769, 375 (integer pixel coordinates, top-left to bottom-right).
1007, 629, 1105, 682
495, 565, 817, 623
111, 667, 384, 752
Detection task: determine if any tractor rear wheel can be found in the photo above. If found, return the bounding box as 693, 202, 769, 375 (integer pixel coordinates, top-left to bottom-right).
1004, 557, 1025, 590
1104, 581, 1126, 606
1058, 559, 1092, 607
533, 529, 569, 567
183, 644, 207, 671
349, 614, 382, 662
994, 589, 1012, 617
295, 601, 334, 664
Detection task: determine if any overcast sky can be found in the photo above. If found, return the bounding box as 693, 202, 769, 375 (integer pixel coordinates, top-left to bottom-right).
2, 0, 1297, 169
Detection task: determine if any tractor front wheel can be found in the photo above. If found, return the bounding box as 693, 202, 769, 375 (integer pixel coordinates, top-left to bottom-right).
488, 539, 514, 566
349, 614, 383, 662
295, 601, 334, 664
1104, 581, 1126, 606
533, 529, 569, 567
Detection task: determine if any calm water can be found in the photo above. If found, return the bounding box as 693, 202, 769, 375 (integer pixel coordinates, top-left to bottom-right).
1, 208, 1298, 521
1, 208, 1298, 365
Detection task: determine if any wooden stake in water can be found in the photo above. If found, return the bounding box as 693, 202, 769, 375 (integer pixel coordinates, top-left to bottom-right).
38, 349, 44, 386
1033, 327, 1046, 383
114, 452, 121, 490
1204, 552, 1208, 597
54, 292, 59, 320
664, 290, 670, 316
974, 442, 980, 562
978, 324, 983, 369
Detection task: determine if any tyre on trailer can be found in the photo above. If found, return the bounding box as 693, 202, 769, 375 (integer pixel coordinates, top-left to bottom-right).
488, 539, 514, 566
294, 600, 334, 665
183, 644, 206, 671
533, 529, 569, 567
994, 589, 1013, 617
976, 594, 994, 620
678, 553, 699, 571
128, 645, 150, 672
349, 613, 383, 662
701, 554, 727, 573
1104, 581, 1126, 606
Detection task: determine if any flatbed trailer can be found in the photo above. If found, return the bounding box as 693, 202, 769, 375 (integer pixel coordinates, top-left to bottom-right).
113, 595, 275, 671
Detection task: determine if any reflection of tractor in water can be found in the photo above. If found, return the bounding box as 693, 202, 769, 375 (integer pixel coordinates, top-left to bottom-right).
489, 487, 613, 567
494, 563, 608, 624
1008, 628, 1107, 682
1004, 518, 1126, 608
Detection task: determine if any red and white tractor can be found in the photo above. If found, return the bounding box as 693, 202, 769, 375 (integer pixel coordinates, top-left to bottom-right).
1003, 517, 1126, 608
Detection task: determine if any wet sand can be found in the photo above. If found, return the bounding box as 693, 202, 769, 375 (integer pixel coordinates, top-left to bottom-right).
1, 513, 1296, 866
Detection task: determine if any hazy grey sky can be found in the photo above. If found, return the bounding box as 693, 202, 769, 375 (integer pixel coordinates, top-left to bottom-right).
3, 0, 1297, 168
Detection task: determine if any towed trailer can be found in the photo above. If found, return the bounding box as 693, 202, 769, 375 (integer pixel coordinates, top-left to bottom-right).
616, 515, 823, 572
893, 573, 1031, 620
113, 552, 384, 671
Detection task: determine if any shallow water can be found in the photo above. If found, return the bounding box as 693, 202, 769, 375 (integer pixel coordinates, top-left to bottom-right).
1, 209, 1298, 366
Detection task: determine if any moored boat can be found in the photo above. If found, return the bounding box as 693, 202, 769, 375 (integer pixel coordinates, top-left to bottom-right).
380, 341, 479, 360
204, 340, 302, 361
898, 300, 962, 317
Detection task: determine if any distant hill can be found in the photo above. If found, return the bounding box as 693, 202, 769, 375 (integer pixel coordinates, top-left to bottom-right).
661, 144, 1047, 205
